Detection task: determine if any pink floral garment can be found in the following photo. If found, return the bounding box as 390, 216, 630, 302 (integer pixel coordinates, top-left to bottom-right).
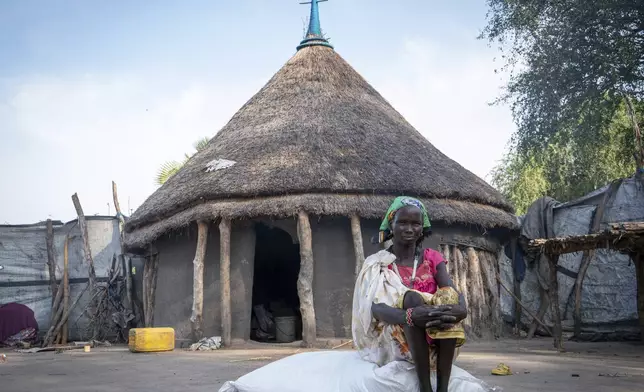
387, 248, 445, 294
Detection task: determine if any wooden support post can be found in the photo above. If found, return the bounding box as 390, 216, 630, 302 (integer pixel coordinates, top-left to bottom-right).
112, 181, 134, 315
124, 255, 134, 316
548, 255, 564, 351
350, 214, 365, 278
43, 284, 89, 347
528, 287, 549, 339
219, 219, 232, 347
45, 219, 58, 305
509, 239, 522, 334
143, 256, 149, 326
191, 221, 209, 342
62, 236, 70, 344
297, 211, 316, 348
149, 253, 159, 327
112, 181, 125, 233
466, 247, 487, 334
573, 183, 614, 338
72, 194, 97, 288
496, 271, 552, 336
143, 250, 159, 328
635, 253, 644, 342
46, 269, 65, 346
71, 193, 98, 338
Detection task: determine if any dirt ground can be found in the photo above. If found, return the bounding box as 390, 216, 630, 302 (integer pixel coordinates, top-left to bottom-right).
1, 338, 642, 392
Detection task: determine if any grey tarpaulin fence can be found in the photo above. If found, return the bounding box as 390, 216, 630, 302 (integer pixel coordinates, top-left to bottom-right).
500, 176, 643, 337
0, 216, 130, 340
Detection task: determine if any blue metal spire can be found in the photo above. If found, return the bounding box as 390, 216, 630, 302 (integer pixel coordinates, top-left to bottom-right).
297, 0, 334, 51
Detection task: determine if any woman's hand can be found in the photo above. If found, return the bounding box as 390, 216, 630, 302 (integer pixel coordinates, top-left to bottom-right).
409, 305, 454, 329
427, 304, 467, 329
411, 304, 467, 329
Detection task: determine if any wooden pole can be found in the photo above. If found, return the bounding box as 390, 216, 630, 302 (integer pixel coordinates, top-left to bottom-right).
572, 183, 615, 338
297, 210, 317, 348
112, 181, 134, 317
71, 193, 98, 338
480, 251, 501, 337
635, 253, 644, 342
496, 271, 552, 336
46, 270, 65, 345
548, 255, 564, 351
145, 253, 160, 327
112, 181, 125, 230
62, 236, 70, 344
466, 247, 487, 334
219, 219, 232, 347
191, 221, 209, 342
72, 193, 96, 288
509, 239, 522, 333
43, 284, 89, 347
45, 219, 58, 305
528, 288, 550, 339
350, 214, 365, 278
143, 250, 159, 328
143, 254, 149, 327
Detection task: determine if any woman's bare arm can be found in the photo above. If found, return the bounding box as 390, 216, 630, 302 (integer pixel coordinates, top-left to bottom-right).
371, 302, 406, 325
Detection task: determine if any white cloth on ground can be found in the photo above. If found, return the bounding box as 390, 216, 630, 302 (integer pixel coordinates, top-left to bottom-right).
217, 350, 500, 392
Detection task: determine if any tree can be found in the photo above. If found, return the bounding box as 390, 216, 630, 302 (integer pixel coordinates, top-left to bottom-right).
481, 0, 644, 166
155, 137, 210, 186
490, 102, 636, 214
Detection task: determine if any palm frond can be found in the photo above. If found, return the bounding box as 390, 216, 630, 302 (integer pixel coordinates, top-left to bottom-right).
154, 137, 211, 186
193, 137, 210, 152
155, 160, 183, 186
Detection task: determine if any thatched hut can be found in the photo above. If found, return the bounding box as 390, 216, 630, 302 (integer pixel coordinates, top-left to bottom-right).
123, 1, 517, 347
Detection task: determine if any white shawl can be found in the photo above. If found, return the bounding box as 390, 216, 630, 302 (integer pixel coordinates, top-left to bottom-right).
351, 250, 421, 366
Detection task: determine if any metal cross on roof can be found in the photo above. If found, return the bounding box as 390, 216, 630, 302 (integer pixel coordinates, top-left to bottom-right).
297, 0, 334, 51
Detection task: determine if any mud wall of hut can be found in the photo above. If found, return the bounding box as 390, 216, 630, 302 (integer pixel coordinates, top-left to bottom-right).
152, 221, 255, 347
310, 217, 380, 338
150, 216, 503, 345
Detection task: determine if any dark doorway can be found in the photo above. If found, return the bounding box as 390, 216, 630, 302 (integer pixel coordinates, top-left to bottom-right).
250, 223, 302, 343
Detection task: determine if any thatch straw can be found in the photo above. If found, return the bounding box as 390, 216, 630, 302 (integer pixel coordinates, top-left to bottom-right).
126, 45, 514, 247
123, 193, 516, 250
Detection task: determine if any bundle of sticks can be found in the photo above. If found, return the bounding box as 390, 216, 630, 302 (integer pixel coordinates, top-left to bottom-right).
42, 234, 87, 347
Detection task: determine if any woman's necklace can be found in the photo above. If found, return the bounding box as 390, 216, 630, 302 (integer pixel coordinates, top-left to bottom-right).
392, 256, 419, 289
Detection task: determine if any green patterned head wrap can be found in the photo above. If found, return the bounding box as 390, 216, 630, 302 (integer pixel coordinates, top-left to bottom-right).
376, 196, 431, 243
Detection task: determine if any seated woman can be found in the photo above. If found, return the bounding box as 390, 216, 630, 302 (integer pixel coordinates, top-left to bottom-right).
352, 196, 467, 392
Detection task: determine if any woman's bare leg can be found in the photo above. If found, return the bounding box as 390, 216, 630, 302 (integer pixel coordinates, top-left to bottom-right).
403, 291, 432, 392
435, 338, 457, 392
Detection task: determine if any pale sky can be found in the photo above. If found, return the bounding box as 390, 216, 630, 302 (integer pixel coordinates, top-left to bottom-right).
0, 0, 514, 224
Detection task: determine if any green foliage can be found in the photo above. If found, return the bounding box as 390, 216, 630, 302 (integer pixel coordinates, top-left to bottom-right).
481, 0, 644, 156
155, 136, 210, 186
482, 0, 643, 213
490, 103, 636, 214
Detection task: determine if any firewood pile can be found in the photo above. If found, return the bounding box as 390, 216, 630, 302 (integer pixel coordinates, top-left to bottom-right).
41, 187, 136, 348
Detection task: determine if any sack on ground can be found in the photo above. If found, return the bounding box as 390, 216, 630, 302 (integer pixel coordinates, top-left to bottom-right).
218, 351, 501, 392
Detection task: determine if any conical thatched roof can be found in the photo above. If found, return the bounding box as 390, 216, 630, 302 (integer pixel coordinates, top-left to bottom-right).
124, 24, 515, 249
